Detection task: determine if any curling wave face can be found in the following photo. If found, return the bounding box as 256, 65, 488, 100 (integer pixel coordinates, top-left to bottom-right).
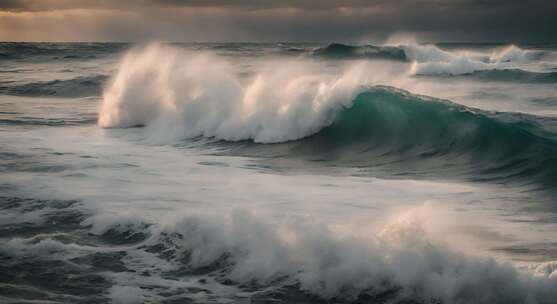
251, 87, 557, 189
99, 44, 557, 189
312, 43, 407, 61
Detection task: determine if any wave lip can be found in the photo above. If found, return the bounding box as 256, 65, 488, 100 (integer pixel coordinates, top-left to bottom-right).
3, 201, 557, 304
99, 43, 370, 143
403, 44, 544, 76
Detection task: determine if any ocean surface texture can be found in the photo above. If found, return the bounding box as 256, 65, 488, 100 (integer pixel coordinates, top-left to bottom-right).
1, 41, 557, 303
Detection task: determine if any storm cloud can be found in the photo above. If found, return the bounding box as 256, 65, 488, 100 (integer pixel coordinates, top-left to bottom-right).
0, 0, 556, 42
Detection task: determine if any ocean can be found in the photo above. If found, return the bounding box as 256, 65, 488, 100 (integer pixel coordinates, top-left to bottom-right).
1, 41, 557, 303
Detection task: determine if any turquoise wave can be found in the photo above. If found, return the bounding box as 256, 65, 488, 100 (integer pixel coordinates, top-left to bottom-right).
225, 87, 557, 190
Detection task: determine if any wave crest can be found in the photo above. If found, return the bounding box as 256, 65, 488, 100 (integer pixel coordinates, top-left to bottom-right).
99, 44, 557, 187
227, 86, 557, 188
99, 43, 371, 143
123, 208, 557, 303
309, 42, 547, 78
402, 44, 541, 76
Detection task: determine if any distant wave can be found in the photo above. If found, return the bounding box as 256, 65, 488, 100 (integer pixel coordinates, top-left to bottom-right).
0, 42, 127, 61
310, 43, 552, 82
417, 69, 557, 83
404, 44, 545, 76
530, 97, 557, 106
0, 117, 96, 127
99, 44, 557, 189
312, 43, 407, 61
0, 75, 107, 98
402, 44, 537, 64
311, 42, 539, 62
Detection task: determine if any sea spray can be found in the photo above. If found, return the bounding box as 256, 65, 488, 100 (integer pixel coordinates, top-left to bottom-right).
99, 45, 557, 188
401, 44, 539, 75
88, 206, 557, 303
99, 43, 371, 143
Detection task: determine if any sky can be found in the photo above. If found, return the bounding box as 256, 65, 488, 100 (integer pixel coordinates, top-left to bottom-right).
0, 0, 556, 43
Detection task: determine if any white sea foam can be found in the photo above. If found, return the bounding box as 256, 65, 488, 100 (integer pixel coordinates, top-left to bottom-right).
99, 43, 371, 143
82, 213, 149, 235
98, 43, 545, 146
109, 286, 145, 304
490, 45, 536, 63
394, 43, 536, 75
122, 207, 557, 303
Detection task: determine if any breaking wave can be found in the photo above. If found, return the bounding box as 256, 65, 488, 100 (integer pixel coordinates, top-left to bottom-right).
4, 196, 555, 304
233, 87, 557, 189
137, 209, 557, 304
99, 43, 557, 188
10, 204, 552, 304
310, 42, 549, 79
99, 43, 371, 143
401, 44, 543, 76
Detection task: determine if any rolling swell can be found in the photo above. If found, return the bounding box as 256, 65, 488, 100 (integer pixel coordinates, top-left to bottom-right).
0, 75, 107, 98
312, 43, 407, 61
0, 42, 127, 61
417, 69, 557, 83
468, 69, 557, 83
231, 87, 557, 189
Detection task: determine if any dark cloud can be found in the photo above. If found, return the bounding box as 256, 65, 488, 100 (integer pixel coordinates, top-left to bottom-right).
0, 0, 552, 11
0, 0, 556, 42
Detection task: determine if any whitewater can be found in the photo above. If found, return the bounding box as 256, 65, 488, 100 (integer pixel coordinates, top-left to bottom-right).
1, 41, 557, 304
